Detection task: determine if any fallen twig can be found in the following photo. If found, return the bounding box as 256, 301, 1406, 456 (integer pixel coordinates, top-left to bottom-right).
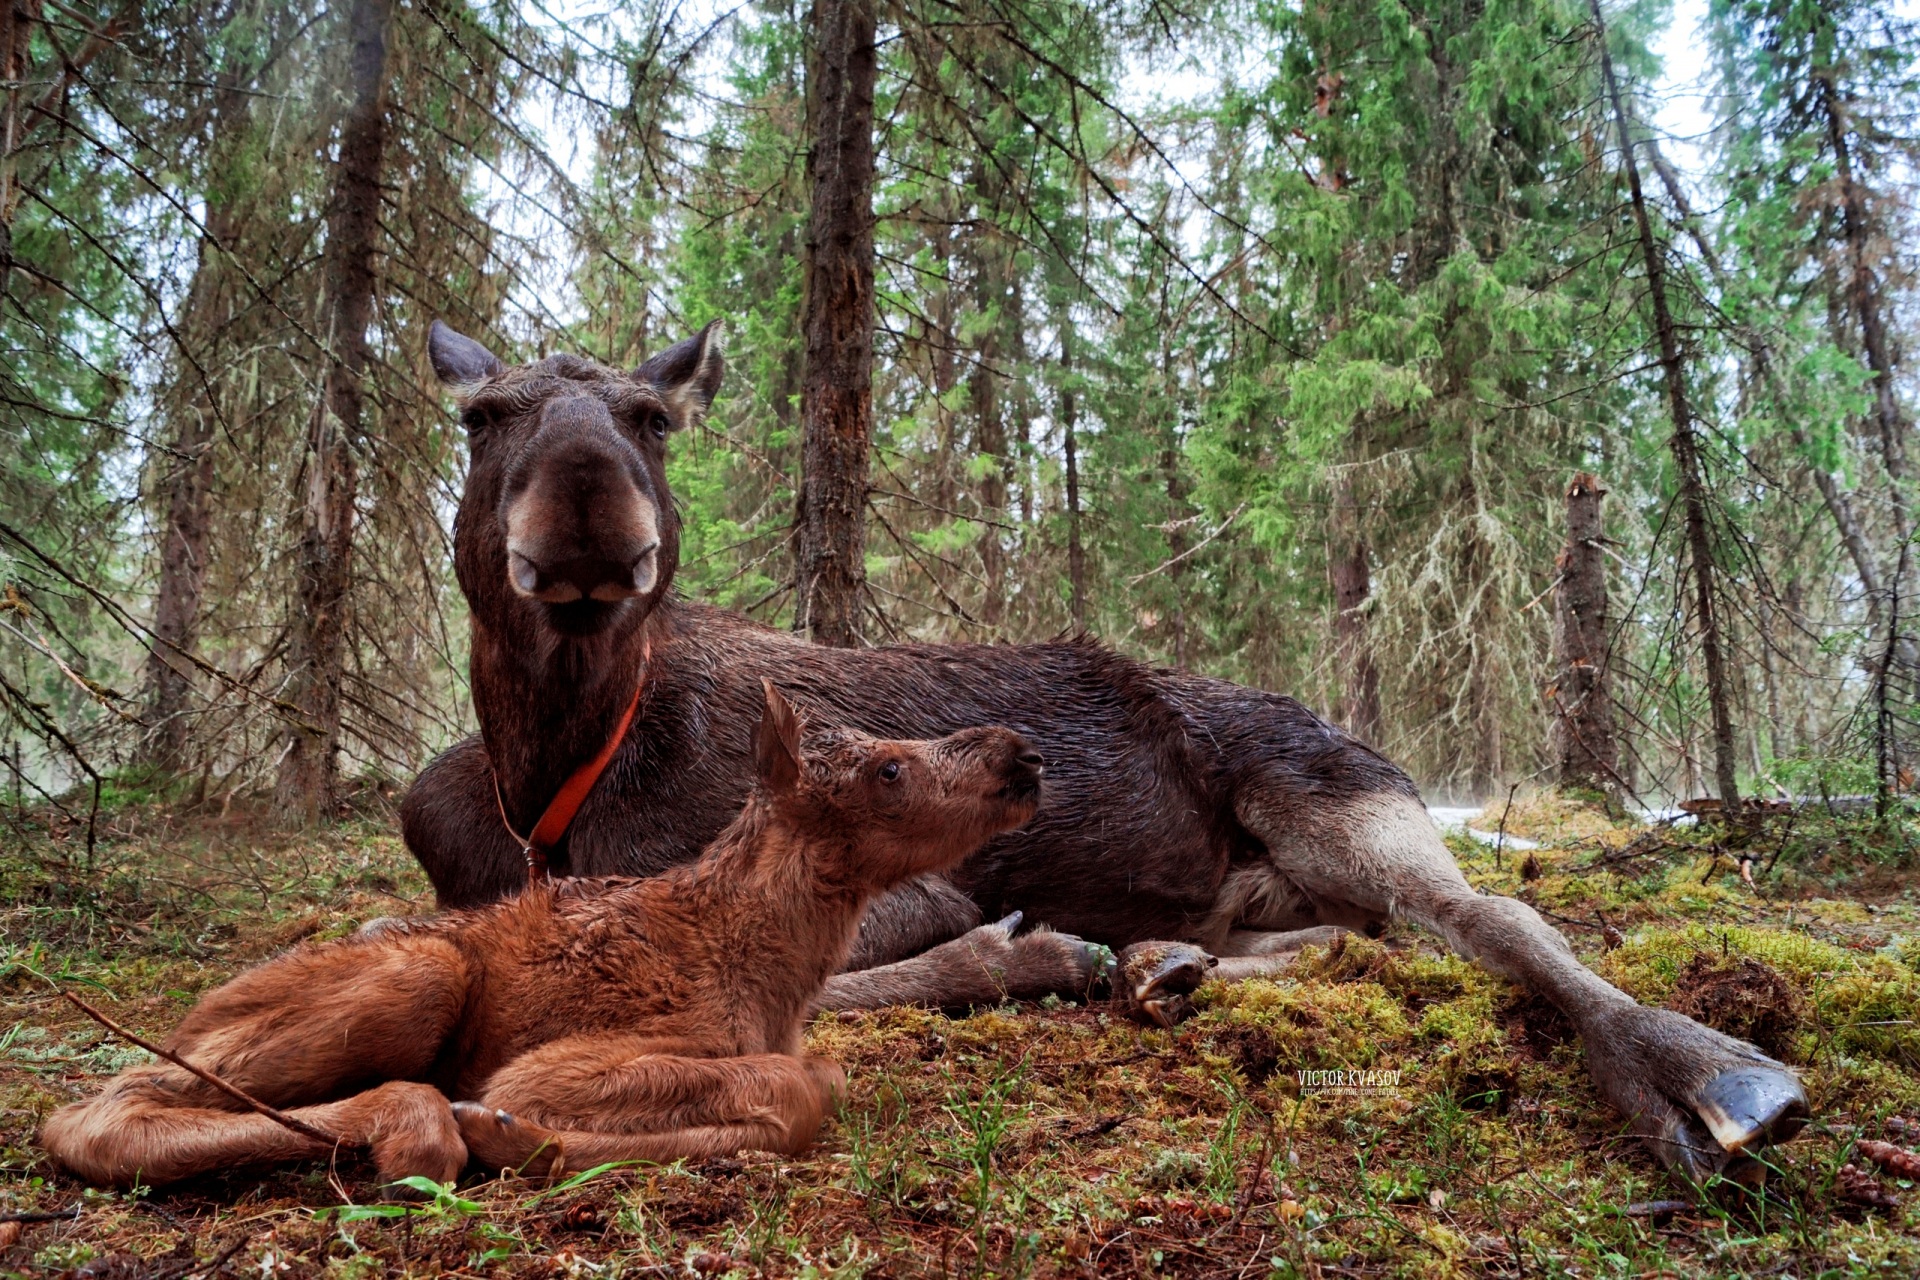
1623, 1200, 1689, 1223
154, 1234, 252, 1280
0, 1207, 82, 1224
60, 990, 358, 1150
1494, 781, 1520, 870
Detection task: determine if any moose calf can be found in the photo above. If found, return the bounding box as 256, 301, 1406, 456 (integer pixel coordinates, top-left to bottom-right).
42, 683, 1044, 1188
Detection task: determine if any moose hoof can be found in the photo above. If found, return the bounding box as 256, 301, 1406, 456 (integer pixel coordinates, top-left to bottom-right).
1586, 1004, 1809, 1183
1695, 1066, 1808, 1155
960, 913, 1113, 1001
1117, 941, 1217, 1028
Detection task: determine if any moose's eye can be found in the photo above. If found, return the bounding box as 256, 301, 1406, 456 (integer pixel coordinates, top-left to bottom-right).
877, 761, 901, 783
648, 411, 671, 440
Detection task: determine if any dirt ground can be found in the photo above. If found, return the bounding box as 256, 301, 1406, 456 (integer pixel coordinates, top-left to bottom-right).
3, 793, 1919, 1278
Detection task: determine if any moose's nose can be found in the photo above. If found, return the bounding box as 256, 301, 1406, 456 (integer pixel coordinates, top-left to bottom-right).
1016, 747, 1045, 770
508, 540, 659, 604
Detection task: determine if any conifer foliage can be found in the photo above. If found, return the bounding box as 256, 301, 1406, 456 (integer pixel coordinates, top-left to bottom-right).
0, 0, 1912, 820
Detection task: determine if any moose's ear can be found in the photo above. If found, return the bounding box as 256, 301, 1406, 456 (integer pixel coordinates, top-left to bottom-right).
429, 320, 504, 387
635, 321, 725, 424
754, 678, 803, 794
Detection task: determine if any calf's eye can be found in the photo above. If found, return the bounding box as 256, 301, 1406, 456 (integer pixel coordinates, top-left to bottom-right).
878, 761, 901, 782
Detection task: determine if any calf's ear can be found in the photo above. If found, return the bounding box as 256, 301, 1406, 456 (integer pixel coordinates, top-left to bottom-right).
755, 678, 803, 794
635, 321, 725, 425
429, 320, 504, 387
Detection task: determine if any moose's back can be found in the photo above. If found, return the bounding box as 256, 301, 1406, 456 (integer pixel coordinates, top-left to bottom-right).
407, 601, 1402, 946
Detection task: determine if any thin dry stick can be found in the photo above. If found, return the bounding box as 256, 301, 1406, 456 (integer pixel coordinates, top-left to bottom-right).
60, 991, 359, 1150
1126, 502, 1248, 586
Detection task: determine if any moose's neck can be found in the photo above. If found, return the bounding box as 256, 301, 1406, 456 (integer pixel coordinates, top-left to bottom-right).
470, 598, 672, 831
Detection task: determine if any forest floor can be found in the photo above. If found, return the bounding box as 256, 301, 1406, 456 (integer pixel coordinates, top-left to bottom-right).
2, 793, 1920, 1278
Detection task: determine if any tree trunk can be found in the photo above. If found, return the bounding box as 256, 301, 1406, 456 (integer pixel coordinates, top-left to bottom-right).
1161, 429, 1191, 670
971, 237, 1007, 631
1593, 0, 1741, 811
1824, 74, 1912, 562
1060, 318, 1086, 630
146, 240, 224, 774
0, 1, 27, 291
1644, 126, 1895, 642
276, 0, 393, 819
793, 0, 877, 648
1822, 72, 1916, 810
0, 4, 129, 293
1328, 470, 1380, 744
1550, 473, 1621, 796
146, 67, 259, 778
930, 220, 958, 517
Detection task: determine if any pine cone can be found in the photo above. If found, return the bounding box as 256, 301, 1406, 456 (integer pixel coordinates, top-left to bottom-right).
1856, 1139, 1920, 1180
1836, 1163, 1899, 1210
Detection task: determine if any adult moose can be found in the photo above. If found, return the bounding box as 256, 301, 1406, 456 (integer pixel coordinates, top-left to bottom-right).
403, 320, 1808, 1183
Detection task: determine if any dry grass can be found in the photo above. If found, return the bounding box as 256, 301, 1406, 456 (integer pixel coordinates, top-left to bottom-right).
3, 798, 1920, 1277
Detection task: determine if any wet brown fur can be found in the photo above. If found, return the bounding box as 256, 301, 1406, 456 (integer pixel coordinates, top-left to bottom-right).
40, 691, 1043, 1189
395, 324, 1811, 1183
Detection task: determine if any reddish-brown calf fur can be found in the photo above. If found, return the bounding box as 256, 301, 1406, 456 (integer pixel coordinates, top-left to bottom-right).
41, 686, 1043, 1188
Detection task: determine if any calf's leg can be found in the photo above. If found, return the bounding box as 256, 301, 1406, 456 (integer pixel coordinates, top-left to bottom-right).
42, 1076, 465, 1190
40, 935, 470, 1188
1237, 788, 1807, 1181
457, 1036, 844, 1176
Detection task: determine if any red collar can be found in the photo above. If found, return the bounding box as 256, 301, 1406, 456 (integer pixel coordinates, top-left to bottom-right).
495, 644, 649, 886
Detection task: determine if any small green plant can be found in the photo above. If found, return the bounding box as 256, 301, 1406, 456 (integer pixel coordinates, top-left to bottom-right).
314, 1176, 485, 1224
938, 1060, 1029, 1273
1205, 1073, 1269, 1203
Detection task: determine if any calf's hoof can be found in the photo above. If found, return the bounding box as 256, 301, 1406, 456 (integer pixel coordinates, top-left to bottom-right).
1584, 1004, 1808, 1184
803, 1056, 849, 1111
1117, 941, 1217, 1028
352, 1081, 467, 1189
451, 1100, 562, 1179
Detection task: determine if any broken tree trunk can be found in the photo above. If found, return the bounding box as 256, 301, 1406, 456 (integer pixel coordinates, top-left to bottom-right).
1551, 473, 1622, 797
968, 196, 1008, 631
1060, 317, 1087, 631
1329, 469, 1381, 744
794, 0, 877, 648
276, 0, 393, 820
1593, 0, 1741, 813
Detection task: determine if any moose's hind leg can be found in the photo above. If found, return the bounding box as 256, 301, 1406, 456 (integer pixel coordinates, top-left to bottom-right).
1239, 787, 1808, 1181
459, 1036, 844, 1178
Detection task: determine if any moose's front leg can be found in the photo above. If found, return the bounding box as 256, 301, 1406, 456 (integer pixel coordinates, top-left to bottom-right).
815, 911, 1110, 1012
841, 875, 983, 971
1247, 791, 1808, 1182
